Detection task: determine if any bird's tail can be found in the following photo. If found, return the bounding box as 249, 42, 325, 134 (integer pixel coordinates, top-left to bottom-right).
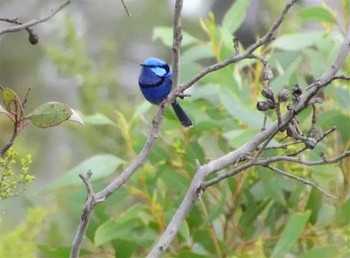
171, 100, 193, 127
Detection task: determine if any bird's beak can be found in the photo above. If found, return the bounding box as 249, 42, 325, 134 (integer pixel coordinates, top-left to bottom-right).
140, 64, 145, 67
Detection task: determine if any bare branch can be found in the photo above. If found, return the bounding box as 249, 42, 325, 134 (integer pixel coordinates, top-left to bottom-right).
70, 171, 98, 258
0, 0, 71, 36
287, 127, 336, 156
0, 123, 18, 157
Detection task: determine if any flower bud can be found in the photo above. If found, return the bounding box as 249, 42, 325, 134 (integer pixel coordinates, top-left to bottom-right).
261, 87, 274, 101
261, 64, 273, 81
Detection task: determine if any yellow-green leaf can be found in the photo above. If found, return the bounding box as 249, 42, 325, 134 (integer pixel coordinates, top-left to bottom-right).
299, 7, 337, 24
1, 88, 22, 113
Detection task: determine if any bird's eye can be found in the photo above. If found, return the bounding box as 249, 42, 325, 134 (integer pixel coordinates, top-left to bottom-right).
162, 64, 170, 74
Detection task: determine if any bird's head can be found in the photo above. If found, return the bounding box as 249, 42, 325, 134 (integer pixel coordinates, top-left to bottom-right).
140, 57, 171, 77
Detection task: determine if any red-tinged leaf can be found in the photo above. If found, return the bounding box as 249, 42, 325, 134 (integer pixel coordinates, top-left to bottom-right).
26, 102, 72, 128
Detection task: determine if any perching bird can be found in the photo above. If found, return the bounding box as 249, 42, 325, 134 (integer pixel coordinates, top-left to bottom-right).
138, 57, 193, 127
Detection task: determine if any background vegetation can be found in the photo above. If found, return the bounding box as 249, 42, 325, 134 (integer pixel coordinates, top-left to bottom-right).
0, 0, 350, 257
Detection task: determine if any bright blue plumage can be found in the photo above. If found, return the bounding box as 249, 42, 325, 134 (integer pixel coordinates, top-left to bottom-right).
138, 57, 193, 127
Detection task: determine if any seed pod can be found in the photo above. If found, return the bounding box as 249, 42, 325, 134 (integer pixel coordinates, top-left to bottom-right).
266, 99, 275, 109
278, 89, 290, 102
261, 64, 273, 81
292, 84, 302, 97
257, 100, 275, 111
261, 87, 274, 101
28, 32, 39, 45
257, 101, 269, 111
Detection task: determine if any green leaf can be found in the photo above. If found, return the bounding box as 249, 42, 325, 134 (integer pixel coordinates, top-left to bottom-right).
222, 0, 251, 33
271, 32, 323, 51
153, 26, 198, 47
27, 102, 73, 128
300, 246, 338, 258
305, 187, 322, 225
271, 56, 303, 92
299, 7, 336, 24
49, 154, 124, 189
318, 110, 350, 141
219, 88, 265, 128
132, 101, 151, 120
202, 191, 227, 225
272, 211, 311, 257
181, 44, 213, 64
94, 205, 157, 246
79, 113, 115, 125
95, 204, 141, 245
336, 198, 350, 226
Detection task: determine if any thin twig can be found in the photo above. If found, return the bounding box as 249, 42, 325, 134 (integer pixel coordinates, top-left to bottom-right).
287, 127, 336, 156
264, 165, 337, 200
262, 139, 303, 150
204, 151, 350, 188
176, 0, 298, 95
120, 0, 132, 17
0, 0, 71, 36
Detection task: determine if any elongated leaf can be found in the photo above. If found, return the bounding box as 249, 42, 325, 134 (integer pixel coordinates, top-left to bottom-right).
299, 7, 336, 24
95, 204, 141, 246
153, 26, 198, 47
222, 0, 251, 33
79, 113, 114, 125
300, 246, 338, 258
27, 102, 72, 128
181, 44, 213, 64
271, 32, 323, 51
271, 56, 303, 92
49, 154, 124, 189
219, 88, 265, 128
272, 211, 311, 257
95, 205, 157, 247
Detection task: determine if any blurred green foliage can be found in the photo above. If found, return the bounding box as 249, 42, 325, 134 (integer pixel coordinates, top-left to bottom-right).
0, 208, 46, 257
1, 0, 350, 258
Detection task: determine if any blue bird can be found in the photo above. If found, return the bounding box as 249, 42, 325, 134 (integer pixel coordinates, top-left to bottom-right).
138, 57, 193, 127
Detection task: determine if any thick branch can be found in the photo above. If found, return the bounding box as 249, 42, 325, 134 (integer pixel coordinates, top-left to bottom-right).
70, 1, 185, 257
